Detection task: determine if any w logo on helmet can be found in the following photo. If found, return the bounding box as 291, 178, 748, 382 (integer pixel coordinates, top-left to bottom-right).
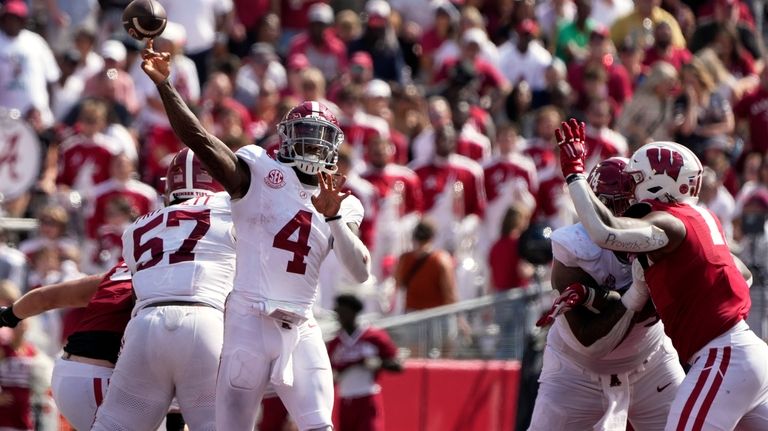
646, 148, 684, 181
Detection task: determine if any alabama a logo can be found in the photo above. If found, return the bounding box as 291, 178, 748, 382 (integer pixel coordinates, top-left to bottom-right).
264, 169, 286, 189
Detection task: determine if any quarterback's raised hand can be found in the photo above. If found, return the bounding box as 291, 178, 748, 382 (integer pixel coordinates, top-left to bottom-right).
312, 172, 351, 219
141, 39, 171, 85
555, 118, 587, 178
536, 283, 599, 327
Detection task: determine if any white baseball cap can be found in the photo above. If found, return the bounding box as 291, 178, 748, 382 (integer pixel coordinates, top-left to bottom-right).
366, 0, 391, 18
462, 28, 487, 46
365, 79, 391, 98
158, 21, 187, 47
308, 3, 334, 24
100, 40, 126, 63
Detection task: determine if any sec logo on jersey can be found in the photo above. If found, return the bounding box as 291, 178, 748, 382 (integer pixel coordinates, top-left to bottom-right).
264, 169, 286, 189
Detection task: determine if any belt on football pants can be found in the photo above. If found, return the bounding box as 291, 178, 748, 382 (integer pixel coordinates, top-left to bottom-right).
143, 300, 216, 309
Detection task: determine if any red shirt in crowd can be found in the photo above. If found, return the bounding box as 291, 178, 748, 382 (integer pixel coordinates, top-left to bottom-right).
488, 235, 529, 290
642, 46, 693, 70
342, 174, 380, 249
281, 0, 328, 30
287, 29, 347, 80
0, 340, 37, 430
434, 58, 507, 95
412, 154, 486, 217
86, 178, 158, 239
57, 133, 122, 195
733, 85, 768, 154
567, 58, 634, 115
234, 0, 270, 29
362, 164, 424, 215
483, 154, 538, 203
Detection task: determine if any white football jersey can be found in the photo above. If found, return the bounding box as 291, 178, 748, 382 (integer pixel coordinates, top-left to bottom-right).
232, 145, 364, 316
547, 223, 666, 374
122, 192, 236, 311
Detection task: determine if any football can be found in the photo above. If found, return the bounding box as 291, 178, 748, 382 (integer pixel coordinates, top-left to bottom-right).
122, 0, 167, 40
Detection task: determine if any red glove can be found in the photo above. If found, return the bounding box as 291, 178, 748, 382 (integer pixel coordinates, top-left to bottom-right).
536, 283, 594, 327
555, 118, 587, 178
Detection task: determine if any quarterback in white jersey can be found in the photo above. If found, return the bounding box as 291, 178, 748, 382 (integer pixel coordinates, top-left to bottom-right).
530, 158, 685, 431
92, 149, 236, 431
141, 41, 371, 431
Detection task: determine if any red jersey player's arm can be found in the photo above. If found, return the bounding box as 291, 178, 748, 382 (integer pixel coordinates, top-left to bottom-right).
12, 274, 104, 319
142, 41, 251, 199
567, 177, 686, 258
551, 260, 636, 352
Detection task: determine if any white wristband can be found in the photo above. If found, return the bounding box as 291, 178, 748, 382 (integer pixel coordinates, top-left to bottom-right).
621, 282, 649, 312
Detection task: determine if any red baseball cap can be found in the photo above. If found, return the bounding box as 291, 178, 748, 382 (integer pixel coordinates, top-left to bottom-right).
350, 52, 373, 70
516, 19, 539, 36
2, 0, 29, 18
287, 53, 310, 71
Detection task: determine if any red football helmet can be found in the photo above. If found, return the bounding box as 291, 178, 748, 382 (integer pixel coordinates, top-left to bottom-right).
165, 148, 223, 203
587, 157, 636, 216
277, 101, 344, 175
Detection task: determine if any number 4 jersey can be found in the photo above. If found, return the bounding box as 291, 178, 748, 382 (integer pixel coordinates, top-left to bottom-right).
232, 145, 364, 317
121, 192, 236, 310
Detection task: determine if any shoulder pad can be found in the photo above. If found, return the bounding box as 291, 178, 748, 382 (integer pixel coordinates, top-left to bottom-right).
550, 224, 602, 265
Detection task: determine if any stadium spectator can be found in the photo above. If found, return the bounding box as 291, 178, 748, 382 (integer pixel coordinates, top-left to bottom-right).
83, 40, 140, 117
553, 0, 596, 62
18, 206, 78, 266
488, 206, 534, 291
0, 1, 61, 127
327, 293, 402, 431
395, 218, 457, 311
642, 21, 692, 70
157, 0, 234, 86
498, 19, 551, 94
287, 3, 346, 84
609, 0, 685, 50
347, 0, 405, 84
616, 61, 679, 150
673, 58, 735, 160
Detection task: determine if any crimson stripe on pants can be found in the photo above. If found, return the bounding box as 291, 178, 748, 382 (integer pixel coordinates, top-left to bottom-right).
691, 346, 732, 431
676, 348, 718, 431
93, 378, 104, 406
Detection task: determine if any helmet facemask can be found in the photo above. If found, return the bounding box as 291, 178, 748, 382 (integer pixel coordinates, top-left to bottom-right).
278, 117, 343, 175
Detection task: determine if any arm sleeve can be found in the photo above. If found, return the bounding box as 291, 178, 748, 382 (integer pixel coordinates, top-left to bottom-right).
330, 196, 371, 283
568, 177, 670, 252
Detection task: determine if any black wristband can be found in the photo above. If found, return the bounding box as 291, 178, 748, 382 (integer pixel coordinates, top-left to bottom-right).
0, 305, 22, 328
566, 173, 586, 185
325, 215, 342, 222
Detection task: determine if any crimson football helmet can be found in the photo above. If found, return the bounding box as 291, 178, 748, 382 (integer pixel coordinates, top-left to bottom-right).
277, 101, 344, 175
587, 157, 636, 216
627, 141, 703, 204
165, 148, 223, 203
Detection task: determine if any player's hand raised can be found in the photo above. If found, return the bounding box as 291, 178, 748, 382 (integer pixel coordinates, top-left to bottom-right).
555, 118, 587, 178
536, 283, 595, 327
141, 39, 171, 85
312, 172, 351, 219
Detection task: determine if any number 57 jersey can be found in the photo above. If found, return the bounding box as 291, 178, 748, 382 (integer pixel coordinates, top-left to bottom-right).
232, 145, 364, 316
121, 192, 236, 311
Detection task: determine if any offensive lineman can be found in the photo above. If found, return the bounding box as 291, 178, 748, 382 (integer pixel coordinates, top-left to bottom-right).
92, 149, 235, 430
531, 158, 685, 430
0, 263, 130, 430
556, 119, 768, 430
141, 41, 371, 431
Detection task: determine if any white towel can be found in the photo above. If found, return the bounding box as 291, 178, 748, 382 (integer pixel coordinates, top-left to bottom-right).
594, 372, 631, 431
268, 319, 300, 388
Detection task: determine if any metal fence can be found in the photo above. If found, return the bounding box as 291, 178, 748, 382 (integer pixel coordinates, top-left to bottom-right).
322, 282, 556, 361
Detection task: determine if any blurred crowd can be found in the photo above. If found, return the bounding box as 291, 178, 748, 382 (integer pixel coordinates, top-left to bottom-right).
2, 0, 768, 428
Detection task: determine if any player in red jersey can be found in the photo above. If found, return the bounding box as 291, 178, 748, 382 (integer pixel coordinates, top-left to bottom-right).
0, 263, 131, 430
555, 119, 768, 430
327, 294, 402, 431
